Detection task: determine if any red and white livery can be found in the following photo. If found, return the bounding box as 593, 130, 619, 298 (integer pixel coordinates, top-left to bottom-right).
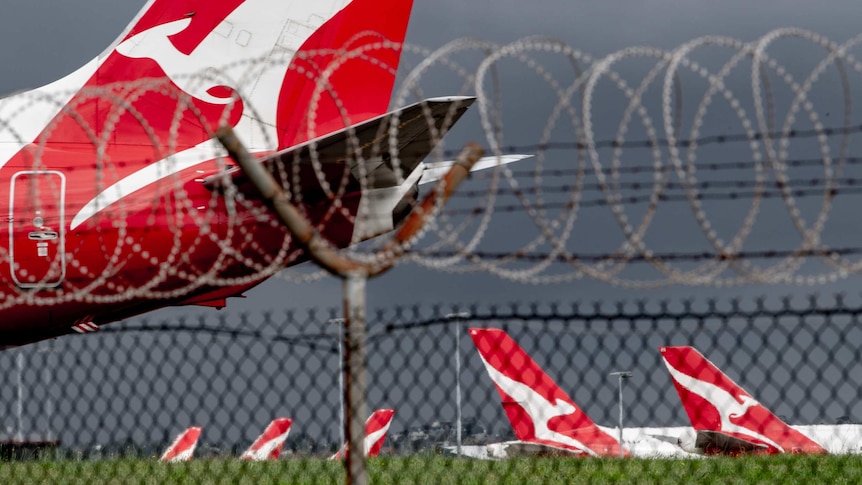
331, 408, 395, 460
0, 0, 523, 348
469, 328, 628, 458
159, 426, 202, 462
239, 417, 293, 461
659, 345, 827, 455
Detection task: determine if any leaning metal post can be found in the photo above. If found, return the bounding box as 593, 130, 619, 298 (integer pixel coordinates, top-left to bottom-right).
217, 126, 483, 485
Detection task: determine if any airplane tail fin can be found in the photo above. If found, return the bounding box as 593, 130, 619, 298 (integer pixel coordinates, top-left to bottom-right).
659, 346, 826, 454
364, 409, 396, 457
469, 328, 627, 457
240, 418, 293, 461
39, 0, 414, 153
331, 408, 396, 460
159, 427, 202, 462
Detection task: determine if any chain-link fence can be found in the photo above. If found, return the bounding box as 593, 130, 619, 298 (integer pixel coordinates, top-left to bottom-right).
1, 294, 861, 483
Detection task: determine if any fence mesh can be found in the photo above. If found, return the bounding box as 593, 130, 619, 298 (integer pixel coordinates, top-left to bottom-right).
2, 295, 862, 483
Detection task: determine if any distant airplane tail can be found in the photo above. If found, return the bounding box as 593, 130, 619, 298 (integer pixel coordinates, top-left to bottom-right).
659, 346, 826, 454
240, 418, 293, 461
469, 328, 627, 457
331, 408, 396, 460
159, 427, 202, 462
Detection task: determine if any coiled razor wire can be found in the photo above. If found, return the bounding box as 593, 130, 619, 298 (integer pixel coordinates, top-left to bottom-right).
397, 29, 862, 288
5, 29, 862, 310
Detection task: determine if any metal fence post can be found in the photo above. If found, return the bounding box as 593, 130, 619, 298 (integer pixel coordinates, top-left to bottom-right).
344, 274, 369, 485
217, 126, 483, 485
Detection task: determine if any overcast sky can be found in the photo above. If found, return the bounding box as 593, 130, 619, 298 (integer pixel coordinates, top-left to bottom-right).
4, 1, 862, 87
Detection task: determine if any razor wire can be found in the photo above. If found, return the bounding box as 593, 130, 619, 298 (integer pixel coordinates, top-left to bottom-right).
5, 29, 862, 307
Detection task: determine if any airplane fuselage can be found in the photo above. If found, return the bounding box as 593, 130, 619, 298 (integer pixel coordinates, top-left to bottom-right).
0, 137, 362, 346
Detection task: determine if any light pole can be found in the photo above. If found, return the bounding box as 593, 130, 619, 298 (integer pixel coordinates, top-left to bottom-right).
609, 371, 632, 458
16, 351, 24, 442
329, 318, 346, 449
445, 312, 470, 457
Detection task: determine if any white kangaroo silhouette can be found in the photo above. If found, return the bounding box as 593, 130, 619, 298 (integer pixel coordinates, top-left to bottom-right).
476, 352, 600, 456
663, 358, 784, 452
73, 0, 349, 229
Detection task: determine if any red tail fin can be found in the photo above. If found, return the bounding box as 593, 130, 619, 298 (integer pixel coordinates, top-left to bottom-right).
275, 0, 413, 148
364, 409, 396, 457
6, 0, 416, 231
331, 408, 396, 460
13, 0, 414, 186
240, 418, 293, 461
469, 328, 627, 457
70, 0, 413, 150
659, 346, 826, 454
159, 427, 202, 462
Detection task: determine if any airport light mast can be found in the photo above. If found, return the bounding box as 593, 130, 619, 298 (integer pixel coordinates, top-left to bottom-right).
445, 312, 471, 457
609, 371, 632, 458
329, 318, 347, 449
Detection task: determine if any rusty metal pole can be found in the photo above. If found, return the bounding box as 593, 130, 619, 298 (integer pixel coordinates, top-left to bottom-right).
217, 126, 483, 485
343, 273, 368, 485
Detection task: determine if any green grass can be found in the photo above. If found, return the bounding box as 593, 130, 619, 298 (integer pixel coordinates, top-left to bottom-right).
2, 454, 862, 484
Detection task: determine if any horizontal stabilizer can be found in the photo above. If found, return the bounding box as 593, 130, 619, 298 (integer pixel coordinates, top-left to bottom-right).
696, 430, 769, 454
488, 441, 584, 459
418, 154, 532, 185
648, 433, 683, 446
205, 97, 475, 202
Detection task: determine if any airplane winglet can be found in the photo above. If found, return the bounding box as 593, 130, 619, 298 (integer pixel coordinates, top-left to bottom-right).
419, 154, 533, 185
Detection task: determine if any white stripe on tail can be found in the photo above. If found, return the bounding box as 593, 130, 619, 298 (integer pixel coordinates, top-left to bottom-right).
331, 409, 395, 460
159, 426, 202, 462
659, 346, 826, 454
469, 328, 627, 457
240, 418, 293, 461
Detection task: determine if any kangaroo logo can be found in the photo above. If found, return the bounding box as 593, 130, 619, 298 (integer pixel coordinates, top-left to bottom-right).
663, 358, 784, 451
476, 352, 597, 456
71, 0, 351, 230
116, 18, 238, 106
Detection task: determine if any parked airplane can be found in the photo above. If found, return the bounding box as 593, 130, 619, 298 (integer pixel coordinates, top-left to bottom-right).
659, 345, 827, 455
0, 0, 522, 349
331, 408, 395, 460
240, 417, 292, 461
159, 426, 201, 462
468, 328, 628, 458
